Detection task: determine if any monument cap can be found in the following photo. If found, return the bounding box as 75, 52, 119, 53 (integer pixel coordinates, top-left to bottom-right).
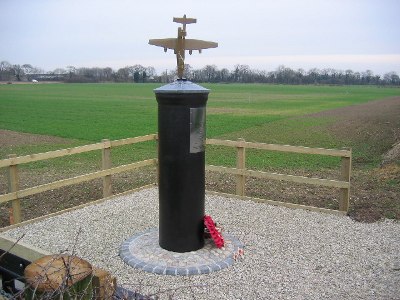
154, 79, 210, 94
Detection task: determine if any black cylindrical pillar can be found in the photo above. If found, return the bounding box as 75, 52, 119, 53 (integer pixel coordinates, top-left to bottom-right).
154, 80, 209, 253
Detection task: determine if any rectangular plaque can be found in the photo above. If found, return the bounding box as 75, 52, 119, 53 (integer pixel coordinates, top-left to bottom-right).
190, 107, 206, 153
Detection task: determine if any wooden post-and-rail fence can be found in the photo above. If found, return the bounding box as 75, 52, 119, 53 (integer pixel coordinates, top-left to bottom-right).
205, 138, 352, 215
0, 134, 351, 226
0, 134, 158, 226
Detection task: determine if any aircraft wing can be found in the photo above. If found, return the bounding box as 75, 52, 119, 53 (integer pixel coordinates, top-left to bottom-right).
173, 17, 196, 24
148, 38, 177, 50
184, 39, 218, 50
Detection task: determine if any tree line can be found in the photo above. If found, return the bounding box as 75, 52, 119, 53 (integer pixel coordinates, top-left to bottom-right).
1, 60, 399, 86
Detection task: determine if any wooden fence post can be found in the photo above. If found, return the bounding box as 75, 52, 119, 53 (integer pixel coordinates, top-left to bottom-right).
236, 138, 246, 196
101, 139, 112, 198
339, 151, 351, 212
7, 154, 22, 224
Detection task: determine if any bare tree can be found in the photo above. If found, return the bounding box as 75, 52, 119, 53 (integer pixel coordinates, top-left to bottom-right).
383, 71, 400, 85
203, 65, 218, 82
116, 67, 130, 82
183, 64, 192, 79
0, 60, 13, 81
219, 68, 230, 82
146, 66, 156, 78
66, 65, 76, 80
22, 64, 34, 75
102, 67, 114, 81
12, 64, 24, 81
53, 68, 68, 74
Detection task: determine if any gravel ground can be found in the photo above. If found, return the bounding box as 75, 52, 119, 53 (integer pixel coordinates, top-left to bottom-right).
3, 187, 400, 299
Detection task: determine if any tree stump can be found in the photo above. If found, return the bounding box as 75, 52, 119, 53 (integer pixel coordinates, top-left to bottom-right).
92, 267, 116, 300
24, 254, 92, 300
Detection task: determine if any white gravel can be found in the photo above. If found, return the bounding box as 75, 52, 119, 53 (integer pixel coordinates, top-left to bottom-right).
3, 187, 400, 299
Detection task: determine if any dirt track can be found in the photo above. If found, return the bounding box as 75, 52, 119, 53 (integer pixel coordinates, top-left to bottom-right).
0, 97, 399, 226
0, 129, 71, 147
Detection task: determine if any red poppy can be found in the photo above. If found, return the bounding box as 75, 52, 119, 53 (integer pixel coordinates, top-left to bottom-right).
204, 215, 225, 248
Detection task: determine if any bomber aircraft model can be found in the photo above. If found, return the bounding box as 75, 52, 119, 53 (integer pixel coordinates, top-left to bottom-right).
149, 15, 218, 79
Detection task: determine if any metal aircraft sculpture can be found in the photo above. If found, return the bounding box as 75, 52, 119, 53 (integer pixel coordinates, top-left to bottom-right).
149, 15, 218, 79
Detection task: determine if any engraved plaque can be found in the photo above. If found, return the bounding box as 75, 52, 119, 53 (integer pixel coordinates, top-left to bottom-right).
190, 107, 206, 153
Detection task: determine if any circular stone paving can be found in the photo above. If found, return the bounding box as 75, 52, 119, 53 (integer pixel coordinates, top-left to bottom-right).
119, 228, 243, 276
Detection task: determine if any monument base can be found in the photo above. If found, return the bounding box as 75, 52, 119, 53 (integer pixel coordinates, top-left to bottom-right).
119, 228, 243, 276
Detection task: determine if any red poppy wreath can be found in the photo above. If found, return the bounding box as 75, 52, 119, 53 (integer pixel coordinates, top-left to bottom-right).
204, 215, 224, 248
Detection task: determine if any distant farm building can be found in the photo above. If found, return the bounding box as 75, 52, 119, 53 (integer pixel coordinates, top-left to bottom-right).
26, 73, 68, 82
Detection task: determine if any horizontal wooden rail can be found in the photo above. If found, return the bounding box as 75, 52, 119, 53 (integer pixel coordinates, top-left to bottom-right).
0, 134, 351, 225
110, 134, 157, 147
206, 165, 349, 188
206, 137, 351, 214
0, 159, 157, 204
207, 191, 347, 216
0, 134, 159, 225
0, 142, 105, 168
0, 134, 157, 168
206, 138, 351, 157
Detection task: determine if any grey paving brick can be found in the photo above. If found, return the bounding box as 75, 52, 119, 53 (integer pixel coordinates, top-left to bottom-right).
119, 228, 243, 276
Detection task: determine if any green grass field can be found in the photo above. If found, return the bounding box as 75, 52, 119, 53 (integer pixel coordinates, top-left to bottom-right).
1, 83, 399, 170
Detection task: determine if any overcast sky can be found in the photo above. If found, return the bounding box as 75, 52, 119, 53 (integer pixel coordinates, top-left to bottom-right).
1, 0, 399, 75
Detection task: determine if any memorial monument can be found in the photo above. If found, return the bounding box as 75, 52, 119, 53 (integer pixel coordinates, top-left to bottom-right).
150, 15, 217, 252
120, 16, 243, 275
